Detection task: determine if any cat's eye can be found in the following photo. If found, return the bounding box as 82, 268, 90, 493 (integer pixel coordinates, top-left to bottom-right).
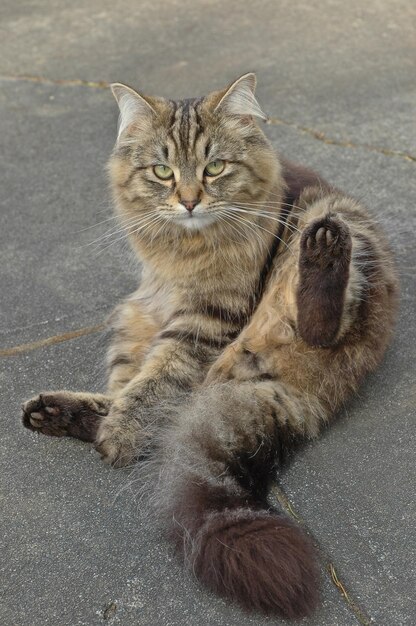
153, 164, 174, 180
204, 160, 225, 177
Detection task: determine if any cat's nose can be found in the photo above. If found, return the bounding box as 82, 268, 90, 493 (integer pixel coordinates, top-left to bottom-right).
180, 199, 199, 213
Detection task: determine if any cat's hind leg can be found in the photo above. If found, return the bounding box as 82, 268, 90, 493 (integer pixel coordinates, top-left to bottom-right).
22, 391, 111, 442
297, 213, 352, 347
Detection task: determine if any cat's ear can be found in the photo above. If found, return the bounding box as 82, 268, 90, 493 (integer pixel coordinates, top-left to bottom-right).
214, 73, 267, 121
110, 83, 156, 138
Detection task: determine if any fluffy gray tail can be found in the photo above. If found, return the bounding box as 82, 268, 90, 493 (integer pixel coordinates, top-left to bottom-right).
150, 383, 320, 619
168, 480, 319, 619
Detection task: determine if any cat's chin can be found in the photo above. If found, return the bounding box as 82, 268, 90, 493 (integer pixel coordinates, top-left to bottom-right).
173, 213, 218, 231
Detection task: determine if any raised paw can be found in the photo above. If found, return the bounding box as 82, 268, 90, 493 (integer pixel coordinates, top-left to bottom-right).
21, 391, 110, 442
301, 215, 351, 269
297, 214, 352, 347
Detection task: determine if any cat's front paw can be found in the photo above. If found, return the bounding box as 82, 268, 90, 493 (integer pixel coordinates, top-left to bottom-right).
22, 393, 70, 437
95, 405, 145, 468
21, 391, 109, 442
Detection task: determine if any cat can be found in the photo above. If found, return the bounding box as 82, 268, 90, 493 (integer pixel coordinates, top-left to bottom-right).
21, 73, 398, 619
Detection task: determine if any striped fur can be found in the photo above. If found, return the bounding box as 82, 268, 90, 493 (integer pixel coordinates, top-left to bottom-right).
22, 74, 398, 619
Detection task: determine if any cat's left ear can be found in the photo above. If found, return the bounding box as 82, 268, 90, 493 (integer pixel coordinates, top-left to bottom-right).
214, 73, 268, 121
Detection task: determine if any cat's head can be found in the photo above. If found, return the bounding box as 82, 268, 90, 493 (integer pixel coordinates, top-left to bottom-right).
108, 74, 281, 238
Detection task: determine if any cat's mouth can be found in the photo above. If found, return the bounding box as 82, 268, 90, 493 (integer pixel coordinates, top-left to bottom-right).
172, 209, 218, 231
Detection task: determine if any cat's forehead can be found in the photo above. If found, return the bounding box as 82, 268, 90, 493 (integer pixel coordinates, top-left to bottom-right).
150, 97, 239, 165
166, 97, 208, 162
130, 92, 246, 170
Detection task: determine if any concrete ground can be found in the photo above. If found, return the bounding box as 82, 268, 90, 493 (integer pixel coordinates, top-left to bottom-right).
1, 1, 415, 624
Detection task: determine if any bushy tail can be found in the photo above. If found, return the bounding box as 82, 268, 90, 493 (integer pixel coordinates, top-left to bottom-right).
151, 381, 321, 619
172, 482, 319, 619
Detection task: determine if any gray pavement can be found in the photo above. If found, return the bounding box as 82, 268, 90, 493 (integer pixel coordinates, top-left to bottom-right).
1, 1, 415, 625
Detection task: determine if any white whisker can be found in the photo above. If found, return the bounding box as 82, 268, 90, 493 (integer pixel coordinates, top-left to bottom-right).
91, 214, 163, 255
224, 209, 294, 255
83, 214, 152, 247
74, 214, 124, 233
229, 206, 301, 235
221, 211, 270, 251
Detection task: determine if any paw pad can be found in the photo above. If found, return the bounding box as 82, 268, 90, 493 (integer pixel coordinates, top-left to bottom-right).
301, 215, 351, 268
21, 394, 67, 437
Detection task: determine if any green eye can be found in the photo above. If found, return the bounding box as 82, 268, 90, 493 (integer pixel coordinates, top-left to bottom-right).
153, 164, 174, 180
204, 160, 225, 177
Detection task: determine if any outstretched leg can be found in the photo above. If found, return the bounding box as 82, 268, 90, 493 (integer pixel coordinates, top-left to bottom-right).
21, 295, 161, 446
22, 391, 112, 442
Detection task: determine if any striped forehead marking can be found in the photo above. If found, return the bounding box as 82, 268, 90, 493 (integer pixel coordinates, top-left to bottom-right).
168, 98, 205, 164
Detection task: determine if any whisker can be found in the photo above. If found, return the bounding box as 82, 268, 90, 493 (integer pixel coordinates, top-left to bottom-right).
230, 201, 306, 219
233, 205, 302, 233
84, 223, 140, 248
222, 211, 278, 254
149, 217, 168, 243
216, 211, 253, 245
222, 211, 268, 250
91, 214, 163, 255
229, 206, 302, 235
74, 214, 123, 233
215, 216, 254, 277
75, 214, 140, 243
223, 209, 294, 256
85, 211, 162, 247
81, 214, 153, 245
233, 199, 304, 211
214, 199, 306, 220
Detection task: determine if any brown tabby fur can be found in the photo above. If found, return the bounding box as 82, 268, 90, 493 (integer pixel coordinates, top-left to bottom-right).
22, 73, 398, 620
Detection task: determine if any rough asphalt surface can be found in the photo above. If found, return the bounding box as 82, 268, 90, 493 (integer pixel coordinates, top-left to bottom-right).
1, 1, 415, 624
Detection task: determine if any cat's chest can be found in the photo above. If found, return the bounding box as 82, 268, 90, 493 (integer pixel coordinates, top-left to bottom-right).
133, 272, 179, 325
135, 235, 273, 328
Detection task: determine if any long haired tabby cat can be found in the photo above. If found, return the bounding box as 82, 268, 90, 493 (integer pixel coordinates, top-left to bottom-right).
22, 73, 398, 619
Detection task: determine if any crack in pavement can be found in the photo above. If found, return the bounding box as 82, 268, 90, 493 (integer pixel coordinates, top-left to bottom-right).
1, 73, 415, 164
0, 73, 109, 89
0, 306, 112, 339
266, 116, 416, 163
0, 323, 106, 357
271, 484, 372, 626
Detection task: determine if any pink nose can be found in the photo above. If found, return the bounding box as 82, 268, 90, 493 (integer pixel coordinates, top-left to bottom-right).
180, 199, 199, 213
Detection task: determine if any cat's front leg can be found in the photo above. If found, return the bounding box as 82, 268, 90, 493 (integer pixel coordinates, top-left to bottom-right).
95, 332, 221, 466
94, 395, 148, 467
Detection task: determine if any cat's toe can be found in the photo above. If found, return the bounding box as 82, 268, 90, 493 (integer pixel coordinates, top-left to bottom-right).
21, 393, 68, 437
302, 215, 351, 267
28, 411, 45, 427
22, 395, 44, 430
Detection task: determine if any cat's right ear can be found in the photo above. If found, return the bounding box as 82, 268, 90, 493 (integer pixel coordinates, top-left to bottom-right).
110, 83, 156, 139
